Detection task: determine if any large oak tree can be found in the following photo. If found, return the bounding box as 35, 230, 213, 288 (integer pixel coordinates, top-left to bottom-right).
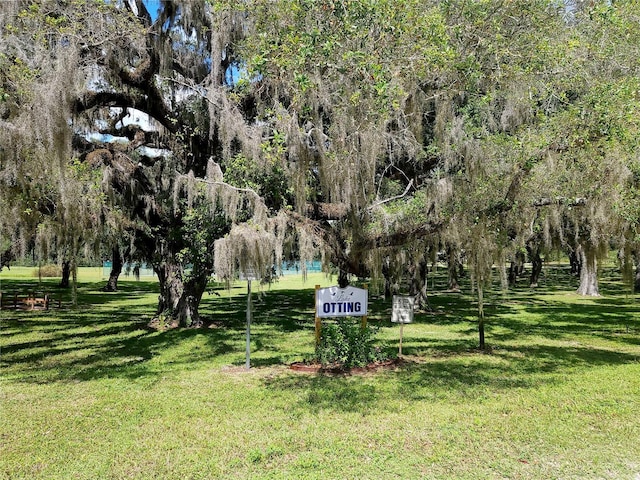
3, 0, 640, 343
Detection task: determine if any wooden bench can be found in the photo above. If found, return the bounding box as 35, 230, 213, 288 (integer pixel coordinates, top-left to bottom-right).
0, 292, 60, 311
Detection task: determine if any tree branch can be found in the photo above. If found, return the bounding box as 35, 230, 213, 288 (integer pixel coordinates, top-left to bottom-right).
74, 91, 178, 133
533, 197, 587, 207
305, 202, 349, 221
370, 179, 414, 210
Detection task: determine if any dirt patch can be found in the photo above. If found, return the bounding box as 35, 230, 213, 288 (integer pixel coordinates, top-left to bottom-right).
289, 357, 402, 375
146, 317, 180, 331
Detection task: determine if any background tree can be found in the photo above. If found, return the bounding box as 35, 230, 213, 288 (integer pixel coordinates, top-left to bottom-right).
0, 0, 292, 325
523, 1, 640, 296
222, 0, 455, 286
0, 1, 136, 300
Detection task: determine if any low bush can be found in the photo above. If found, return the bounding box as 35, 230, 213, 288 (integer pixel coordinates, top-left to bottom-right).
33, 264, 62, 277
315, 318, 384, 368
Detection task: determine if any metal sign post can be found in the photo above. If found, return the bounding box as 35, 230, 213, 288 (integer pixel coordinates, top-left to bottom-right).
361, 284, 368, 329
245, 278, 251, 370
314, 285, 321, 346
241, 269, 257, 370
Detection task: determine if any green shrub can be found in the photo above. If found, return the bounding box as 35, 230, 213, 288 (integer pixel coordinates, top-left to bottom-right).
315, 318, 383, 368
33, 264, 62, 277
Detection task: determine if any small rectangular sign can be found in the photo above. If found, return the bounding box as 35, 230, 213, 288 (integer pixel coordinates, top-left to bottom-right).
316, 286, 368, 318
391, 295, 414, 323
239, 269, 258, 281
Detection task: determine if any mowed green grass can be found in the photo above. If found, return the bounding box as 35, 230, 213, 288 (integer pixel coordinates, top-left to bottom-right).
1, 265, 639, 479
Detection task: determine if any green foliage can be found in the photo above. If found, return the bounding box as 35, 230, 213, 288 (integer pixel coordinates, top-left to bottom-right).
233, 0, 452, 116
315, 318, 383, 369
6, 0, 640, 328
221, 153, 292, 212
0, 55, 38, 110
176, 200, 232, 278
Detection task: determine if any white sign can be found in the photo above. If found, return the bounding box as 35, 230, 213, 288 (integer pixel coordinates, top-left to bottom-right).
239, 269, 258, 281
316, 286, 368, 318
391, 295, 414, 323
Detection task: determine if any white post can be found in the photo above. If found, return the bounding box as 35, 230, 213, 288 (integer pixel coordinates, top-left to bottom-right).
315, 285, 321, 345
245, 279, 251, 370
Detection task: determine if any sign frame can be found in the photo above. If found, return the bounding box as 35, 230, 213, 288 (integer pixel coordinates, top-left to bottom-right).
391, 295, 415, 324
314, 285, 369, 345
315, 285, 368, 318
391, 295, 415, 356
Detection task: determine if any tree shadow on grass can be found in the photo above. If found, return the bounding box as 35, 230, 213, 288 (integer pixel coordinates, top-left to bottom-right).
262, 266, 640, 415
263, 371, 383, 414
263, 341, 640, 414
489, 295, 640, 345
1, 278, 159, 303
413, 266, 640, 349
1, 322, 243, 383
200, 285, 318, 332
3, 268, 640, 386
1, 282, 320, 383
390, 343, 640, 403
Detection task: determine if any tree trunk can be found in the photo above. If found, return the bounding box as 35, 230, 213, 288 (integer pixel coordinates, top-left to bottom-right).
0, 247, 12, 271
71, 257, 78, 307
500, 261, 508, 292
338, 269, 349, 288
155, 262, 181, 321
576, 244, 599, 296
408, 258, 429, 310
176, 274, 210, 327
103, 246, 123, 292
477, 283, 486, 350
569, 248, 581, 276
60, 260, 71, 288
527, 244, 542, 287
635, 255, 640, 293
508, 250, 525, 288
154, 259, 211, 328
381, 256, 393, 299
446, 246, 461, 292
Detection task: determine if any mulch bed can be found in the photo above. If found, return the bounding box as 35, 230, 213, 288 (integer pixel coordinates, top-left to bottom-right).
289, 357, 402, 375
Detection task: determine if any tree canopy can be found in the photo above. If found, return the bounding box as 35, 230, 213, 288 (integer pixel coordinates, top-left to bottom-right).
2, 0, 640, 343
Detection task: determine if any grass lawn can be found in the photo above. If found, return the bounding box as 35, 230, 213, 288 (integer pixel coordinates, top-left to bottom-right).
1, 265, 639, 479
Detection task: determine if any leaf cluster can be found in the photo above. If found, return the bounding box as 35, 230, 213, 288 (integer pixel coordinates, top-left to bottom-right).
315, 318, 383, 369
